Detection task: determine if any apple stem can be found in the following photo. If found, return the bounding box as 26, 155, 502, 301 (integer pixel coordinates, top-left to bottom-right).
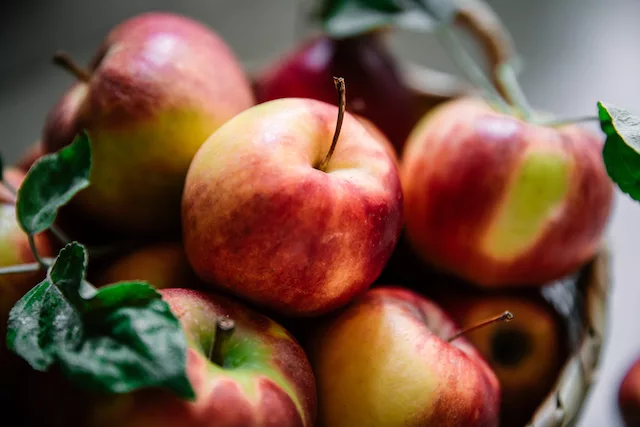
495, 63, 534, 120
53, 51, 91, 82
317, 77, 346, 172
210, 318, 235, 367
447, 311, 514, 343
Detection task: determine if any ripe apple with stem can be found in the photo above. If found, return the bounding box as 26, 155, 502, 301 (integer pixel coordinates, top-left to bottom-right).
307, 286, 509, 427
182, 78, 404, 317
42, 12, 255, 234
83, 289, 317, 427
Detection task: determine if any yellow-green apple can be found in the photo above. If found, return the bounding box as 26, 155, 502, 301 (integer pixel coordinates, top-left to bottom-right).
43, 11, 255, 234
84, 288, 317, 427
91, 241, 199, 290
181, 94, 403, 317
619, 357, 640, 427
400, 97, 614, 287
254, 31, 418, 153
0, 168, 55, 326
307, 286, 501, 427
433, 289, 566, 426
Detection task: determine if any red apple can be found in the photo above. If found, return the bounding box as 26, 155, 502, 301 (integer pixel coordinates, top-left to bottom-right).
400, 97, 614, 287
307, 286, 500, 427
182, 96, 403, 317
619, 357, 640, 427
433, 289, 566, 426
85, 289, 317, 427
42, 12, 255, 234
254, 32, 418, 153
91, 241, 200, 290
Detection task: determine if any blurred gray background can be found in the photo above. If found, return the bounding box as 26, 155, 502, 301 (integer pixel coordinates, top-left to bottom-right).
1, 1, 639, 425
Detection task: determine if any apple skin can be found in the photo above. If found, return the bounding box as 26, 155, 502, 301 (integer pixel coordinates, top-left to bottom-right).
400, 97, 614, 287
86, 288, 317, 427
91, 241, 199, 290
619, 357, 640, 427
254, 32, 418, 153
182, 98, 404, 317
432, 289, 566, 426
307, 286, 500, 427
0, 168, 55, 326
42, 12, 255, 234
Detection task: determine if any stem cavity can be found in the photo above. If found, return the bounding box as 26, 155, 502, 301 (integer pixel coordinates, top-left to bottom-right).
447, 310, 513, 343
210, 318, 235, 367
53, 51, 91, 82
317, 77, 346, 172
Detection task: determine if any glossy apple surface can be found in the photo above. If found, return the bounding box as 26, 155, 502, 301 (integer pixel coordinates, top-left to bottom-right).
182, 98, 403, 317
307, 286, 500, 427
43, 12, 255, 233
400, 97, 614, 287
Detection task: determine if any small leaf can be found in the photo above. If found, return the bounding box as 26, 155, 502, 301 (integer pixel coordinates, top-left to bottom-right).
17, 131, 91, 235
59, 281, 195, 399
49, 242, 89, 309
598, 102, 640, 202
317, 0, 458, 38
7, 278, 56, 370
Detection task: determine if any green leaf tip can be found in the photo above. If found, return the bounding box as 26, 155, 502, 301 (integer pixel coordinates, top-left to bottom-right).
16, 131, 92, 235
316, 0, 458, 39
6, 243, 195, 401
597, 101, 640, 202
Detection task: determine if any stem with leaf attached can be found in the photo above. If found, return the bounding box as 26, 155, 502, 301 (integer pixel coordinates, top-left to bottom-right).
317, 77, 346, 172
447, 311, 513, 343
53, 51, 91, 82
540, 115, 599, 128
0, 262, 44, 275
210, 318, 235, 367
28, 234, 50, 269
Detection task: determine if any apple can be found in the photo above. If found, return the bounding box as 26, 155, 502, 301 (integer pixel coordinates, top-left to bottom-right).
91, 241, 200, 290
181, 91, 404, 317
254, 31, 418, 153
5, 289, 317, 427
619, 357, 640, 427
78, 288, 317, 427
0, 168, 55, 327
433, 288, 567, 426
42, 12, 255, 234
306, 286, 501, 427
400, 97, 614, 287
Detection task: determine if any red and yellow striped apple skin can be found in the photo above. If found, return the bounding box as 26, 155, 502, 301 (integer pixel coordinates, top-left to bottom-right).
182, 98, 404, 317
400, 97, 613, 287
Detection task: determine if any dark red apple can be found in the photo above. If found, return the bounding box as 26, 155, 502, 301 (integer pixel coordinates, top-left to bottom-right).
254, 31, 418, 153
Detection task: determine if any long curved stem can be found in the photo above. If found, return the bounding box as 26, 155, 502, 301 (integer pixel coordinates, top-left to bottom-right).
496, 62, 534, 119
317, 77, 346, 172
29, 234, 51, 269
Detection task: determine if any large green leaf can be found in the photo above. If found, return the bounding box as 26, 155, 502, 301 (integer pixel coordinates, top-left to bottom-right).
17, 131, 91, 235
598, 102, 640, 202
317, 0, 458, 38
6, 242, 195, 400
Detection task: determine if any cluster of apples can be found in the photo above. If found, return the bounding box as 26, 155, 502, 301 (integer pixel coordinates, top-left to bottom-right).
0, 9, 617, 427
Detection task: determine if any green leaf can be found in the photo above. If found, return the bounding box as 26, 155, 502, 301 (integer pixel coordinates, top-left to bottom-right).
316, 0, 458, 38
598, 102, 640, 202
6, 244, 195, 401
17, 131, 91, 235
6, 278, 56, 370
59, 281, 195, 399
